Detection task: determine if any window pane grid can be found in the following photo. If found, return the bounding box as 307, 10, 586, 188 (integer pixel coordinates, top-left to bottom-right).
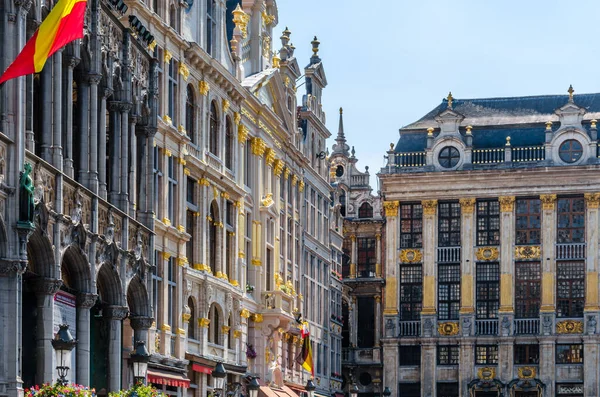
477, 200, 500, 246
514, 344, 539, 364
556, 344, 583, 364
475, 345, 498, 365
400, 204, 423, 248
515, 262, 541, 318
357, 238, 376, 277
400, 265, 422, 321
516, 198, 541, 245
557, 261, 585, 318
476, 263, 499, 319
437, 345, 459, 365
438, 264, 460, 320
438, 202, 461, 247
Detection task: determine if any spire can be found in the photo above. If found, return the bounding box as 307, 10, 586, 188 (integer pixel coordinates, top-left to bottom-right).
331, 106, 350, 156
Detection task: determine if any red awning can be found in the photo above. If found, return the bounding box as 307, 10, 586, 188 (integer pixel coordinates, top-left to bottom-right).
192, 363, 213, 374
334, 393, 344, 397
148, 369, 190, 388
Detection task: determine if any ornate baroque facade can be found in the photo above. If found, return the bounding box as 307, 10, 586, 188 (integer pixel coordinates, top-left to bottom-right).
0, 1, 341, 397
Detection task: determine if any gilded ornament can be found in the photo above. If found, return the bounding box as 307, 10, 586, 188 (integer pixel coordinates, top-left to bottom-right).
261, 193, 274, 207
261, 10, 275, 26
459, 198, 476, 213
592, 119, 597, 129
515, 246, 541, 260
237, 124, 249, 143
178, 125, 186, 134
556, 320, 583, 334
584, 193, 600, 209
147, 40, 157, 51
477, 367, 496, 381
178, 63, 189, 80
251, 137, 266, 157
545, 121, 553, 131
437, 322, 460, 336
221, 192, 230, 199
383, 201, 400, 217
265, 148, 276, 167
233, 112, 241, 125
176, 256, 188, 266
399, 249, 423, 264
183, 168, 191, 176
182, 313, 191, 323
199, 318, 210, 328
199, 80, 210, 96
162, 115, 172, 125
221, 325, 231, 333
251, 258, 262, 266
162, 217, 171, 226
540, 194, 557, 210
162, 252, 171, 260
499, 196, 515, 212
273, 159, 285, 176
475, 247, 499, 261
165, 149, 172, 157
421, 199, 438, 215
199, 177, 210, 186
233, 330, 242, 338
230, 280, 240, 287
177, 225, 186, 233
164, 50, 172, 64
240, 308, 251, 318
176, 328, 186, 335
232, 4, 249, 38
291, 175, 298, 186
161, 324, 171, 332
252, 313, 264, 323
222, 99, 230, 113
298, 181, 305, 192
517, 367, 536, 379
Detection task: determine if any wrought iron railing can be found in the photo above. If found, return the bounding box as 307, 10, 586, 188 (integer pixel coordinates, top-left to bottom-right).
512, 145, 545, 162
472, 148, 505, 164
396, 152, 426, 167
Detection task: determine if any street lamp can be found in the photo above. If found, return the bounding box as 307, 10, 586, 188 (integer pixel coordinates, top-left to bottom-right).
305, 379, 316, 397
130, 341, 151, 384
51, 324, 77, 385
213, 362, 228, 397
383, 387, 391, 397
349, 384, 359, 397
247, 377, 260, 397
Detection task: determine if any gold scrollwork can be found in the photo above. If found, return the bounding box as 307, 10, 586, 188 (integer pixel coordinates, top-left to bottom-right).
459, 198, 476, 214
556, 320, 583, 334
499, 196, 516, 212
399, 249, 422, 264
540, 194, 557, 210
240, 308, 251, 318
383, 201, 400, 217
437, 322, 459, 336
517, 366, 536, 379
477, 367, 496, 381
475, 247, 499, 261
515, 246, 541, 260
584, 193, 600, 209
198, 318, 210, 328
421, 200, 438, 215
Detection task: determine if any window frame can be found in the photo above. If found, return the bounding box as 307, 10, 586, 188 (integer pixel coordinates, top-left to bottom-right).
206, 0, 217, 56
556, 261, 585, 318
438, 263, 460, 320
438, 201, 461, 247
399, 345, 421, 366
357, 237, 376, 278
209, 101, 219, 155
557, 197, 585, 243
167, 59, 178, 125
400, 203, 423, 249
225, 117, 233, 170
437, 345, 459, 366
476, 262, 499, 319
514, 344, 539, 365
167, 156, 178, 222
515, 198, 541, 245
556, 344, 583, 364
476, 200, 500, 246
515, 261, 541, 319
358, 202, 373, 219
399, 265, 422, 321
185, 84, 195, 143
475, 345, 499, 365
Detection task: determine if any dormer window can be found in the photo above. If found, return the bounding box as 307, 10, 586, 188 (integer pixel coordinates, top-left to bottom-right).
438, 146, 460, 169
559, 139, 583, 163
358, 202, 373, 219
335, 165, 344, 177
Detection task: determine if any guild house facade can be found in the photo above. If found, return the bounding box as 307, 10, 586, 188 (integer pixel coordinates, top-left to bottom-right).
379, 88, 600, 397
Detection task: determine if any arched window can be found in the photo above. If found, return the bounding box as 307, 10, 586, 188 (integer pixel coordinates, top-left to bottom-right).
186, 85, 195, 143
209, 201, 219, 274
209, 304, 220, 344
358, 202, 373, 219
227, 316, 233, 349
339, 191, 346, 217
225, 117, 233, 169
206, 0, 216, 56
169, 3, 177, 31
188, 297, 196, 340
209, 101, 219, 155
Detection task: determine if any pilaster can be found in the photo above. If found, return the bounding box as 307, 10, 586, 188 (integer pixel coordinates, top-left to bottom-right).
76, 292, 98, 386
33, 278, 62, 384
584, 193, 600, 312
498, 196, 515, 333
103, 305, 129, 392
540, 194, 557, 320
421, 340, 436, 397
459, 198, 476, 335
539, 338, 555, 397
383, 201, 399, 320
421, 200, 437, 317
458, 340, 475, 397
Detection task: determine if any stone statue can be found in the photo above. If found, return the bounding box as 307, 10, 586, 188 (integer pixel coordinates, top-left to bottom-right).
423, 318, 434, 337
587, 315, 597, 335
385, 318, 395, 337
461, 317, 472, 336
265, 294, 275, 309
18, 163, 35, 225
542, 315, 553, 335
501, 316, 511, 336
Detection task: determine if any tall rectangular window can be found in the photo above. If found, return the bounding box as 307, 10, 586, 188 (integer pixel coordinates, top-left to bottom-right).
514, 344, 539, 364
557, 261, 585, 318
557, 197, 585, 243
167, 156, 177, 222
153, 146, 163, 218
476, 263, 499, 319
477, 200, 500, 246
400, 203, 423, 248
437, 384, 459, 397
244, 141, 252, 188
357, 238, 376, 278
438, 264, 460, 320
399, 265, 422, 321
167, 257, 176, 327
167, 60, 178, 124
357, 297, 375, 348
438, 202, 461, 247
437, 346, 459, 365
186, 209, 195, 263
515, 262, 541, 318
516, 198, 541, 244
152, 250, 162, 324
206, 0, 216, 56
399, 346, 421, 366
398, 384, 420, 397
475, 345, 498, 365
556, 344, 583, 364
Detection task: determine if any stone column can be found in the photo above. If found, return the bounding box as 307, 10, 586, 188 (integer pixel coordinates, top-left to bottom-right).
458, 340, 475, 397
498, 196, 515, 335
130, 316, 154, 349
78, 78, 90, 186
459, 198, 476, 336
108, 101, 121, 203
351, 296, 357, 347
128, 115, 139, 216
62, 54, 80, 178
497, 340, 513, 387
98, 87, 112, 200
119, 102, 132, 212
540, 194, 557, 334
52, 50, 63, 169
584, 193, 600, 313
375, 233, 382, 278
374, 296, 381, 346
104, 306, 128, 392
421, 200, 438, 322
349, 235, 357, 278
87, 73, 102, 194
33, 278, 63, 384
40, 60, 53, 162
583, 337, 598, 396
421, 340, 436, 397
76, 292, 98, 386
382, 341, 399, 397
539, 339, 555, 397
382, 201, 400, 329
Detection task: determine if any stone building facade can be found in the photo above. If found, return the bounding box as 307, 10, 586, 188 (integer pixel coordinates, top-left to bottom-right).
379, 89, 600, 397
0, 1, 341, 397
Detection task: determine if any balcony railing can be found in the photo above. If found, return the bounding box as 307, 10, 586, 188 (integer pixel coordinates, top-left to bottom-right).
186, 144, 201, 160
472, 148, 505, 164
187, 338, 200, 355
556, 243, 586, 260
476, 319, 498, 335
512, 145, 545, 162
514, 318, 539, 335
396, 152, 427, 167
206, 151, 223, 173
398, 320, 421, 337
437, 247, 461, 263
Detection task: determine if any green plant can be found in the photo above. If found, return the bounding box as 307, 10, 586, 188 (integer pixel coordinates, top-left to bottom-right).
108, 382, 166, 397
25, 383, 96, 397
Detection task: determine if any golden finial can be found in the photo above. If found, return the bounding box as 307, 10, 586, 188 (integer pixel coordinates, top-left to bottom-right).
447, 92, 453, 109
545, 121, 553, 131
427, 127, 434, 136
339, 107, 343, 114
389, 143, 394, 150
466, 125, 473, 135
592, 119, 597, 129
505, 136, 511, 146
272, 52, 280, 68
568, 85, 574, 101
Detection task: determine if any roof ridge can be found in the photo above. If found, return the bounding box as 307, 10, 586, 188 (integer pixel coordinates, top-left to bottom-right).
450, 92, 600, 103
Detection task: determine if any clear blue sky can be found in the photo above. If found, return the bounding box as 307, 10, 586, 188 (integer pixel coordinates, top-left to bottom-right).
277, 0, 600, 189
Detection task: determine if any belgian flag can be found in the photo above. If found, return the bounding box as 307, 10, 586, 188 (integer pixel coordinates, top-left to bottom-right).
0, 0, 87, 84
296, 322, 314, 376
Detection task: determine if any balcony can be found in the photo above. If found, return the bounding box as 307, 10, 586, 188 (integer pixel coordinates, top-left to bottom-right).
437, 247, 461, 263
512, 145, 545, 162
342, 347, 381, 365
261, 290, 296, 317
514, 318, 539, 335
396, 151, 426, 168
475, 319, 498, 336
398, 321, 421, 337
556, 243, 586, 260
206, 151, 223, 173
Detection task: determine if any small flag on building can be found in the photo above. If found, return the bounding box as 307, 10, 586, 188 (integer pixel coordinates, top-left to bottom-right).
0, 0, 87, 84
296, 321, 314, 376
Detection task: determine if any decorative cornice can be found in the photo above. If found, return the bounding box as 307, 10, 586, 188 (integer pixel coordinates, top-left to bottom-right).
540, 194, 557, 210
383, 201, 400, 217
499, 196, 515, 212
459, 198, 476, 214
421, 199, 438, 215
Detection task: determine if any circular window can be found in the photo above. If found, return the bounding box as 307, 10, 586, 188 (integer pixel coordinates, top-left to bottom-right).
559, 139, 583, 163
438, 146, 460, 168
359, 372, 372, 386
335, 165, 344, 177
